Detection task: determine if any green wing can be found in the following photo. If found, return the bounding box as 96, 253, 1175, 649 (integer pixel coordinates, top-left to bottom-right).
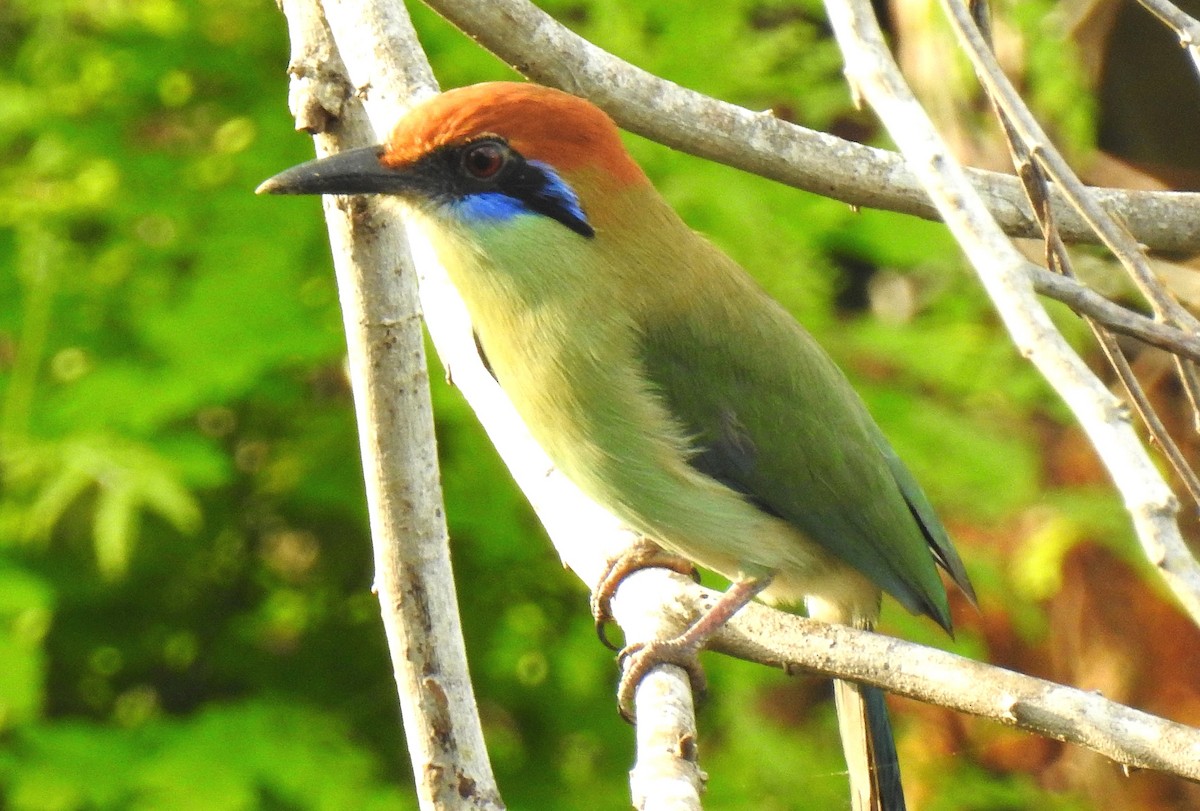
873, 436, 975, 608
639, 288, 973, 631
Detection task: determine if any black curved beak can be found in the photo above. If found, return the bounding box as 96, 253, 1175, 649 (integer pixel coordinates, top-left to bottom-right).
256, 145, 408, 196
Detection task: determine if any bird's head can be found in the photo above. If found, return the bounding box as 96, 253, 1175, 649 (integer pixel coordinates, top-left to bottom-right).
258, 82, 648, 239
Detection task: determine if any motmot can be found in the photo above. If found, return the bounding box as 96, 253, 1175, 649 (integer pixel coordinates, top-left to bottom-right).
259, 81, 975, 811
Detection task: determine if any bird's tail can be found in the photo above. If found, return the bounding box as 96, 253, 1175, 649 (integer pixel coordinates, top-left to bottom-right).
832, 677, 905, 811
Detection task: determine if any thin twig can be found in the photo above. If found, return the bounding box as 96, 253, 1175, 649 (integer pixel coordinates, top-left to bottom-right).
1097, 330, 1200, 506
957, 0, 1200, 481
1029, 268, 1200, 362
1127, 0, 1200, 435
913, 0, 1200, 619
1177, 360, 1200, 432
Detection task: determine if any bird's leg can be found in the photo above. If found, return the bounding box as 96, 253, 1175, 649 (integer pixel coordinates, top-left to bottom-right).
616, 576, 770, 722
591, 537, 699, 650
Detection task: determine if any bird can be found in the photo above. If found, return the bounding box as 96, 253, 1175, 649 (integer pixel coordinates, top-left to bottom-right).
259, 81, 975, 811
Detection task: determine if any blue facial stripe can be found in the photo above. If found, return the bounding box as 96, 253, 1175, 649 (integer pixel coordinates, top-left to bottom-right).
449, 160, 593, 238
454, 191, 528, 223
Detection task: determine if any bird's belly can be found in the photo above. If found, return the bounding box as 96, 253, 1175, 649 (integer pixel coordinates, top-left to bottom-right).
514, 384, 865, 608
474, 311, 877, 615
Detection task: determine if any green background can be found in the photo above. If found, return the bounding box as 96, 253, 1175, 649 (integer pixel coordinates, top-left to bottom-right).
0, 0, 1185, 808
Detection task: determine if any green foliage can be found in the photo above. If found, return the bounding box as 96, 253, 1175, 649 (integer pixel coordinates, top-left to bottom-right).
0, 702, 413, 811
1008, 0, 1097, 157
0, 0, 1119, 809
5, 434, 202, 577
0, 564, 53, 731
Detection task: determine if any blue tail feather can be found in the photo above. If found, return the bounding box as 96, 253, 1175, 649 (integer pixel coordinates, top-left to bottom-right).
862, 684, 905, 811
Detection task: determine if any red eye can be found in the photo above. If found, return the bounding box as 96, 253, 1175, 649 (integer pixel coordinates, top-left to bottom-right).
462, 141, 506, 179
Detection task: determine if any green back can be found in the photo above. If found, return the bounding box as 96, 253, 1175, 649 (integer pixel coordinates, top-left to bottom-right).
638, 286, 973, 631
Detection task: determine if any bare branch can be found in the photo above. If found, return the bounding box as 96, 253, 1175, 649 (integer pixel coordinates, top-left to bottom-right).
270, 2, 502, 808
618, 573, 706, 810
1030, 268, 1200, 362
416, 0, 1200, 252
709, 594, 1200, 781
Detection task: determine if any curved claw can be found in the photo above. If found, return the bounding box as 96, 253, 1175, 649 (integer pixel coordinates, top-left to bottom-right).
616, 637, 709, 723
590, 539, 699, 652
596, 616, 620, 652
590, 592, 622, 652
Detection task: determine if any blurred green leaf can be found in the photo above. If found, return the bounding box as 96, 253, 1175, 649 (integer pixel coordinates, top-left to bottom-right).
0, 565, 53, 731
1, 701, 412, 811
5, 435, 201, 576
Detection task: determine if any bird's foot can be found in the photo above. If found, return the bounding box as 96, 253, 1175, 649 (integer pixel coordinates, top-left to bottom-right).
615, 577, 770, 722
616, 633, 709, 723
591, 538, 699, 651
